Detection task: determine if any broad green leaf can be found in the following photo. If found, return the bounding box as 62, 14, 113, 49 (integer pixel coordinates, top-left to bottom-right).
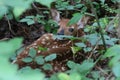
68, 13, 83, 26
29, 48, 36, 58
104, 45, 120, 58
0, 38, 23, 58
108, 55, 120, 67
78, 59, 94, 75
27, 20, 35, 25
85, 33, 99, 46
20, 18, 32, 22
49, 74, 59, 80
18, 67, 45, 80
13, 7, 26, 18
70, 72, 82, 80
18, 66, 32, 73
75, 42, 86, 47
45, 54, 57, 62
0, 6, 8, 19
112, 63, 120, 77
58, 73, 70, 80
20, 18, 35, 25
35, 0, 55, 8
22, 57, 33, 63
100, 0, 105, 3
26, 16, 34, 18
42, 63, 52, 70
67, 61, 76, 69
35, 56, 45, 65
0, 58, 18, 80
0, 0, 32, 19
53, 35, 74, 40
91, 71, 100, 79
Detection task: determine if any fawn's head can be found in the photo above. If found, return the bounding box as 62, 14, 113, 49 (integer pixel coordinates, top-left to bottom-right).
51, 9, 89, 36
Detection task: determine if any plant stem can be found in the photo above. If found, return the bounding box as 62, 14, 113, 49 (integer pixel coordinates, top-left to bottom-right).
88, 0, 107, 51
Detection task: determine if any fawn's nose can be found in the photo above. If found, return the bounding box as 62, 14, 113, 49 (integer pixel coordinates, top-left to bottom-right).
57, 29, 64, 35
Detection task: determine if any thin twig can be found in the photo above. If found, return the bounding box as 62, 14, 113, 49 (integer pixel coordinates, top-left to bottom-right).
96, 66, 109, 76
88, 0, 107, 51
5, 13, 16, 35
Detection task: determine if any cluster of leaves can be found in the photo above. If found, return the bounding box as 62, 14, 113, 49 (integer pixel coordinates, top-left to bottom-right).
0, 0, 55, 19
0, 38, 45, 80
22, 48, 57, 71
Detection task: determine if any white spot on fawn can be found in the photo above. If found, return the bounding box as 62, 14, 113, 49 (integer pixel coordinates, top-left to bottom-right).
33, 43, 37, 46
45, 36, 50, 40
41, 41, 46, 44
38, 50, 41, 53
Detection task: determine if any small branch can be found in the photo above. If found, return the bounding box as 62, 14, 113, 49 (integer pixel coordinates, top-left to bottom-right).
5, 13, 16, 36
88, 0, 107, 51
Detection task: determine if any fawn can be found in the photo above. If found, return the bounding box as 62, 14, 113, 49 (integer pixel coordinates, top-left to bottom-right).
15, 9, 89, 66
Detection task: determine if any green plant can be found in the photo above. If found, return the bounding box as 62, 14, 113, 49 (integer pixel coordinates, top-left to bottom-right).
0, 38, 45, 80
49, 59, 94, 80
20, 15, 45, 25
22, 48, 57, 71
103, 45, 120, 79
0, 0, 54, 19
56, 0, 74, 10
44, 19, 59, 33
0, 0, 33, 19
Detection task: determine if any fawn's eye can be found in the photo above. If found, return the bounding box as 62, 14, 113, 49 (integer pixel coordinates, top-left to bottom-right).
68, 28, 74, 32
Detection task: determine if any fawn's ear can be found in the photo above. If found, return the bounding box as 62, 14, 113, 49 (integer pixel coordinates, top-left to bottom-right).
77, 16, 90, 29
50, 9, 60, 23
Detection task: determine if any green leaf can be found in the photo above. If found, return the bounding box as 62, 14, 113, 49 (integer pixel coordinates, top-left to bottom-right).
0, 6, 8, 19
68, 13, 83, 26
27, 20, 35, 25
18, 66, 45, 80
0, 58, 18, 80
75, 42, 86, 47
49, 74, 59, 80
45, 54, 57, 62
100, 0, 105, 4
42, 63, 52, 70
83, 47, 92, 52
29, 48, 37, 58
69, 72, 82, 80
104, 45, 120, 58
0, 38, 23, 58
26, 16, 34, 18
35, 0, 55, 8
18, 66, 32, 73
13, 7, 26, 18
22, 57, 33, 63
85, 33, 99, 46
67, 61, 76, 69
20, 18, 31, 22
20, 18, 35, 25
38, 46, 47, 51
53, 35, 74, 40
71, 46, 81, 55
112, 63, 120, 77
108, 55, 120, 67
91, 71, 100, 79
78, 59, 94, 75
58, 73, 70, 80
35, 56, 45, 65
12, 0, 32, 18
